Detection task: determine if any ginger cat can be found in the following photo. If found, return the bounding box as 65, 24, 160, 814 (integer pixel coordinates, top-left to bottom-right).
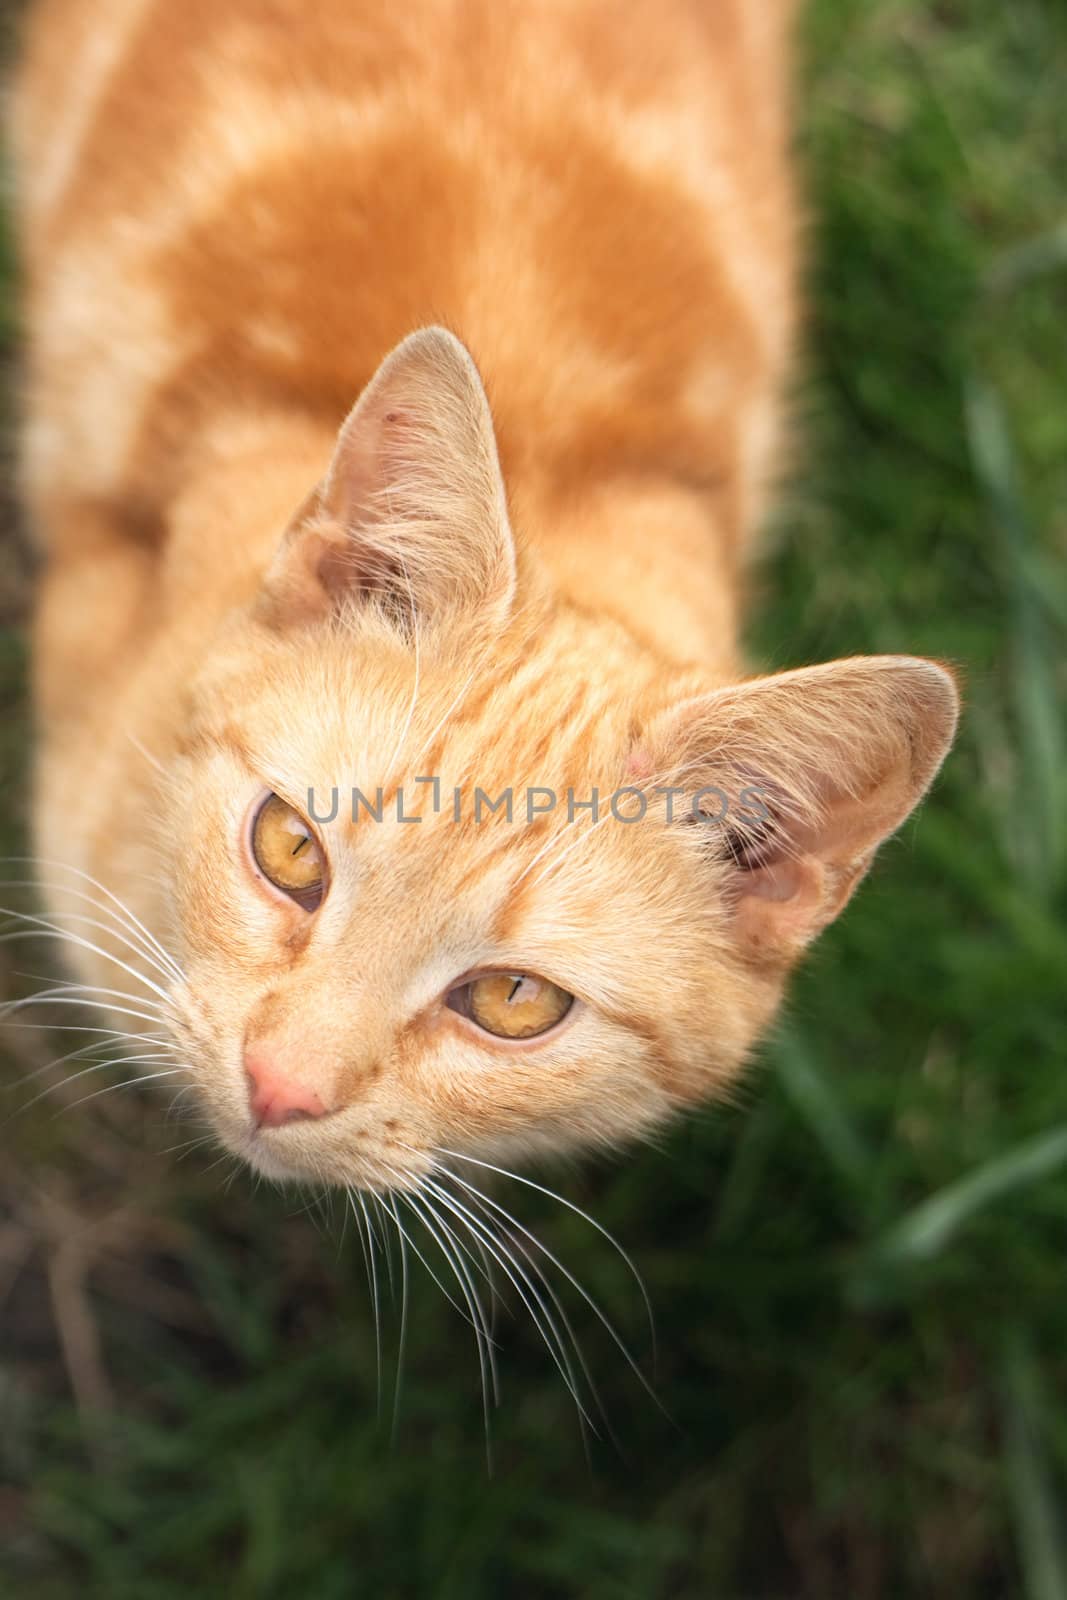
10, 0, 957, 1197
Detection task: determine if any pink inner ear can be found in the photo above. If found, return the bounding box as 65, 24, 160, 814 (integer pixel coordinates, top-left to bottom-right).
314, 529, 361, 595
314, 523, 405, 607
626, 746, 653, 780
733, 856, 832, 952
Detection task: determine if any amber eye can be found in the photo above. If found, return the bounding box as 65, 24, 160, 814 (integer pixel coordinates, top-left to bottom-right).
448, 972, 574, 1041
250, 793, 327, 910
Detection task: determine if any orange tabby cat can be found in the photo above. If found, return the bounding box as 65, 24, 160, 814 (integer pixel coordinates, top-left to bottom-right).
10, 0, 956, 1192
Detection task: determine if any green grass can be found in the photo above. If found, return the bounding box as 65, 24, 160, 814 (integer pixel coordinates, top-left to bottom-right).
1, 1, 1066, 1594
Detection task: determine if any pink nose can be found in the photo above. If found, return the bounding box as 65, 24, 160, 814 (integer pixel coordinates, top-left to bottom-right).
245, 1054, 329, 1129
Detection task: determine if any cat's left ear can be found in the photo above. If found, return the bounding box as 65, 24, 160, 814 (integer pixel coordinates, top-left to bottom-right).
262, 327, 516, 636
645, 655, 959, 960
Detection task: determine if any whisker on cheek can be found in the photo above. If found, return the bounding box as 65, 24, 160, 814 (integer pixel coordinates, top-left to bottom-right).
4, 1027, 170, 1093
52, 1067, 187, 1119
160, 1130, 219, 1160
1, 985, 168, 1032
13, 1051, 179, 1118
0, 907, 176, 1004
0, 858, 186, 984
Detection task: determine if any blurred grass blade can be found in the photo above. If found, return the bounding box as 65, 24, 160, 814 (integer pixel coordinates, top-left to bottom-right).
964, 376, 1065, 894
712, 1100, 783, 1241
1003, 1329, 1067, 1600
772, 1024, 870, 1187
871, 1126, 1067, 1266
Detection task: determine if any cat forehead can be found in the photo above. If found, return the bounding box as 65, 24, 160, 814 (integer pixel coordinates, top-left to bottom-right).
197, 625, 643, 798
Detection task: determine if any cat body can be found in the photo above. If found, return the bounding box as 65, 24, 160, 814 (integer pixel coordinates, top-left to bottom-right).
11, 0, 956, 1190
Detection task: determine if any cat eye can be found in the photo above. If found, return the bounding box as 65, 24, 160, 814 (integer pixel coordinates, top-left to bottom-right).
448, 972, 574, 1041
250, 793, 327, 910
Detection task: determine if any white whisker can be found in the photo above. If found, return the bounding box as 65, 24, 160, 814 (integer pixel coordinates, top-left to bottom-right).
0, 910, 174, 1003
436, 1145, 656, 1365
0, 879, 182, 988
54, 1067, 186, 1118
0, 856, 185, 982
1, 993, 167, 1031
431, 1173, 622, 1450
400, 1187, 499, 1463
445, 1165, 660, 1412
15, 1050, 177, 1117
378, 1192, 411, 1445
397, 1181, 502, 1418
419, 1171, 597, 1435
353, 1189, 384, 1414
125, 729, 167, 779
0, 1019, 169, 1040
160, 1131, 217, 1160
8, 1028, 171, 1092
385, 1188, 489, 1329
3, 978, 166, 1019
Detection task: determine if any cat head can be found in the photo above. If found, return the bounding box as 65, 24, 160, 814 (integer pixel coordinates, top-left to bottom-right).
162, 328, 958, 1191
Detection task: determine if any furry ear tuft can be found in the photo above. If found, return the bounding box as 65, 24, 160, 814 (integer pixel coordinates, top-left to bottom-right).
648, 656, 959, 958
261, 326, 516, 637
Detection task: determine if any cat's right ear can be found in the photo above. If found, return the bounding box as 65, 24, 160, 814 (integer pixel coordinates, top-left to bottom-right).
260, 327, 516, 638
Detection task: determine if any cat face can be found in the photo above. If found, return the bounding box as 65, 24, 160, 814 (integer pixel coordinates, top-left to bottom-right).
163, 607, 762, 1190
159, 330, 957, 1191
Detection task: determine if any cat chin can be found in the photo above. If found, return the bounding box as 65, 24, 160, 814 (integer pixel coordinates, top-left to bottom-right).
216, 1122, 420, 1194
238, 1137, 325, 1187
